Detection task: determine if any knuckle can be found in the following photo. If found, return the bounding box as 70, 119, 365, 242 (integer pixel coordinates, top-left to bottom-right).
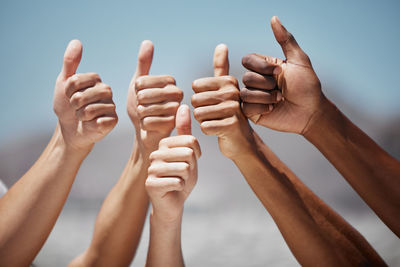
70, 92, 84, 107
135, 77, 144, 89
224, 87, 240, 100
91, 73, 101, 82
165, 76, 176, 85
147, 165, 157, 175
136, 91, 145, 103
242, 72, 254, 85
224, 75, 238, 86
137, 105, 145, 117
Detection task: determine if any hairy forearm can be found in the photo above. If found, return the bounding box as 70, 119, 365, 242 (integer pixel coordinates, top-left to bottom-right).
70, 140, 150, 267
0, 124, 89, 267
304, 97, 400, 236
252, 131, 386, 265
230, 134, 353, 266
146, 212, 184, 267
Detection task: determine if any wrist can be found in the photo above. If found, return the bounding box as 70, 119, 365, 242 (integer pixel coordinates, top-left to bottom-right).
53, 124, 92, 160
150, 208, 183, 226
302, 96, 342, 143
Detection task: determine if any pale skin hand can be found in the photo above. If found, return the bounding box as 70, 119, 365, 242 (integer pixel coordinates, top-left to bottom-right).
191, 44, 278, 159
145, 104, 201, 267
241, 16, 400, 237
191, 44, 385, 266
68, 40, 184, 267
0, 40, 117, 267
127, 41, 183, 154
54, 40, 117, 150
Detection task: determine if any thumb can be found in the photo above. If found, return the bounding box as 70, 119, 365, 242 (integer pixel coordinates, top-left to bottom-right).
132, 40, 154, 82
270, 16, 309, 65
176, 104, 191, 135
60, 40, 82, 80
213, 44, 229, 77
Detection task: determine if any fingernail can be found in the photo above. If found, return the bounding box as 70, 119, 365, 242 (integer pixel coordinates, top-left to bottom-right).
276, 91, 282, 102
275, 16, 281, 25
268, 104, 274, 112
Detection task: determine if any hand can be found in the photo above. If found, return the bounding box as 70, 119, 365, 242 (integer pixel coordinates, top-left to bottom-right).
191, 45, 275, 159
145, 105, 201, 222
53, 40, 118, 151
127, 40, 183, 154
241, 16, 324, 134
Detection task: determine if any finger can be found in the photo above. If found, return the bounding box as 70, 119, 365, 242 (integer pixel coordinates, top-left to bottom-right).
70, 83, 112, 110
60, 40, 82, 80
241, 102, 273, 118
137, 85, 183, 105
81, 115, 118, 135
65, 73, 101, 98
242, 71, 276, 90
192, 76, 237, 93
150, 147, 196, 166
130, 40, 154, 87
135, 75, 176, 91
270, 16, 309, 64
214, 43, 229, 77
148, 162, 190, 181
241, 53, 283, 75
159, 135, 201, 159
193, 101, 238, 123
199, 116, 238, 136
191, 86, 239, 108
141, 115, 175, 132
176, 104, 191, 135
76, 103, 116, 122
145, 177, 185, 195
137, 102, 180, 119
240, 87, 282, 104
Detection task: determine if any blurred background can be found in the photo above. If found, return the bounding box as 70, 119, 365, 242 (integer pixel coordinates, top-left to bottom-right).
1, 0, 399, 266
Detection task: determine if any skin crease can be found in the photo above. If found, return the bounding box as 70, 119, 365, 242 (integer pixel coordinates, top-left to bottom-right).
145, 104, 201, 267
241, 16, 400, 237
68, 40, 185, 267
0, 40, 118, 267
191, 42, 386, 266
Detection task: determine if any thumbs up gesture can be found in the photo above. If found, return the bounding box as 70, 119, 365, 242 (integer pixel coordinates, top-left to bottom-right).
145, 105, 201, 221
127, 41, 183, 155
241, 16, 324, 135
53, 40, 117, 151
191, 45, 272, 159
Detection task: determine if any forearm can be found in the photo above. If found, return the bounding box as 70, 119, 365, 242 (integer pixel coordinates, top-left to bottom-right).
304, 97, 400, 236
146, 212, 184, 267
252, 131, 386, 265
231, 137, 351, 266
0, 124, 89, 267
70, 140, 150, 267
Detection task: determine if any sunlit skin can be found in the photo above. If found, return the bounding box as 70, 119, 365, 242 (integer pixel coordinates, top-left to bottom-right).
145, 104, 201, 267
241, 16, 400, 237
191, 41, 386, 266
0, 40, 118, 267
68, 40, 184, 267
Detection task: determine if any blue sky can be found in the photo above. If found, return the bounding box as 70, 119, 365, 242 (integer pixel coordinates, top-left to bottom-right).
1, 0, 399, 139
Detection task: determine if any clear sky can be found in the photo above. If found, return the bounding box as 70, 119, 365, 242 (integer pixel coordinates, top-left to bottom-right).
1, 0, 399, 139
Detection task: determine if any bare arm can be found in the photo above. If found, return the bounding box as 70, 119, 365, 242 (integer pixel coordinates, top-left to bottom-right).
304, 97, 400, 237
191, 44, 385, 266
68, 143, 150, 267
0, 40, 118, 267
240, 16, 400, 237
145, 105, 200, 267
69, 40, 184, 267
